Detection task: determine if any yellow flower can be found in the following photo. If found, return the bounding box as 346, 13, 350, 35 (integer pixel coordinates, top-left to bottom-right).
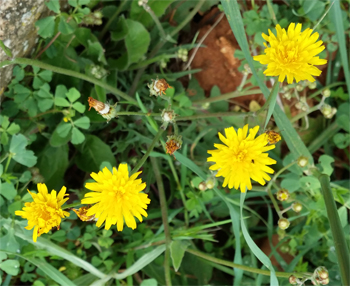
15, 183, 70, 242
207, 125, 276, 192
81, 164, 150, 231
253, 23, 327, 84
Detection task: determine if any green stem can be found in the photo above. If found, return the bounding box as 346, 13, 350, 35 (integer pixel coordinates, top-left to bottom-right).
0, 58, 137, 104
173, 123, 179, 136
319, 175, 350, 286
127, 54, 175, 70
131, 128, 164, 174
143, 4, 167, 40
117, 112, 161, 117
63, 201, 82, 210
308, 82, 345, 99
0, 153, 9, 164
177, 111, 253, 121
4, 155, 12, 173
186, 248, 306, 278
151, 157, 172, 286
99, 0, 127, 39
266, 161, 297, 218
193, 89, 261, 104
30, 109, 64, 119
290, 104, 320, 123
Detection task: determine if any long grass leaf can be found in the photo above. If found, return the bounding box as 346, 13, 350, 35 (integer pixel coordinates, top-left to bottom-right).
174, 152, 243, 285
331, 0, 350, 92
240, 192, 279, 285
319, 175, 350, 286
220, 0, 313, 164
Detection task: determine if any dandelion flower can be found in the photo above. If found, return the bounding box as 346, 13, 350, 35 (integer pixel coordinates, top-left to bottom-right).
15, 183, 70, 242
81, 164, 150, 231
254, 23, 327, 84
207, 125, 276, 192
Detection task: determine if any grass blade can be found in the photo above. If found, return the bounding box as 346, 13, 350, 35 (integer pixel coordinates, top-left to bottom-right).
263, 80, 280, 129
319, 174, 350, 286
174, 151, 244, 285
240, 192, 279, 285
330, 0, 350, 92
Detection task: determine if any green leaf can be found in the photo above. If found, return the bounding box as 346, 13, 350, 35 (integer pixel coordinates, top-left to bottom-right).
0, 259, 20, 276
87, 40, 107, 64
66, 88, 81, 103
57, 123, 72, 137
170, 240, 190, 271
74, 117, 90, 129
141, 279, 157, 286
71, 127, 85, 145
263, 80, 280, 129
55, 85, 68, 98
0, 182, 17, 200
111, 16, 128, 41
0, 115, 10, 129
72, 102, 85, 113
55, 97, 71, 107
38, 70, 53, 82
7, 123, 20, 135
46, 0, 60, 13
0, 228, 20, 253
37, 145, 69, 189
318, 155, 334, 176
94, 85, 106, 102
75, 135, 116, 173
336, 114, 350, 132
50, 123, 72, 147
38, 99, 54, 112
58, 16, 75, 35
9, 134, 37, 167
124, 19, 151, 66
333, 133, 350, 149
35, 16, 56, 38
68, 0, 78, 7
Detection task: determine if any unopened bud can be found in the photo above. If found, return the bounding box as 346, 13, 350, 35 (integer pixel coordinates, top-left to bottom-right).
320, 278, 329, 285
296, 84, 304, 91
177, 48, 188, 62
283, 91, 292, 100
276, 189, 289, 201
321, 104, 337, 119
278, 218, 290, 230
308, 81, 317, 89
198, 182, 207, 191
297, 156, 308, 167
94, 11, 103, 19
322, 89, 331, 98
205, 177, 216, 189
292, 202, 302, 212
289, 275, 298, 285
161, 109, 176, 124
316, 267, 329, 280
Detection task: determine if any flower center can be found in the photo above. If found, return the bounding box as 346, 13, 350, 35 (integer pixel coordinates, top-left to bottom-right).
234, 149, 248, 162
277, 42, 299, 64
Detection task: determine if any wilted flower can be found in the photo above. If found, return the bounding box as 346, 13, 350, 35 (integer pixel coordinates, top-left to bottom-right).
72, 206, 96, 222
147, 78, 173, 97
88, 97, 118, 122
207, 125, 276, 192
81, 164, 150, 231
265, 130, 282, 145
15, 183, 70, 242
198, 182, 207, 191
165, 135, 182, 156
254, 23, 327, 84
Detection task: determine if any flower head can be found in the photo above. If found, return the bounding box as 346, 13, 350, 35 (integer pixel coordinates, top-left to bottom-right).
81, 164, 150, 231
165, 135, 182, 156
15, 183, 70, 242
254, 23, 327, 84
147, 78, 173, 97
207, 125, 276, 192
72, 206, 96, 221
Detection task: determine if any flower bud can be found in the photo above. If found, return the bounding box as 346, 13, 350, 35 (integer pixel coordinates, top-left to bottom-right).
308, 81, 317, 89
278, 218, 290, 230
165, 135, 182, 156
205, 177, 216, 189
177, 48, 188, 62
89, 65, 107, 79
276, 189, 289, 201
63, 117, 69, 122
292, 202, 302, 212
321, 104, 337, 119
138, 0, 148, 6
289, 275, 298, 285
322, 89, 331, 98
297, 156, 308, 167
244, 64, 251, 74
316, 266, 329, 280
88, 97, 118, 122
296, 84, 304, 91
283, 91, 292, 100
320, 278, 329, 285
198, 182, 207, 191
147, 78, 173, 97
94, 11, 103, 19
